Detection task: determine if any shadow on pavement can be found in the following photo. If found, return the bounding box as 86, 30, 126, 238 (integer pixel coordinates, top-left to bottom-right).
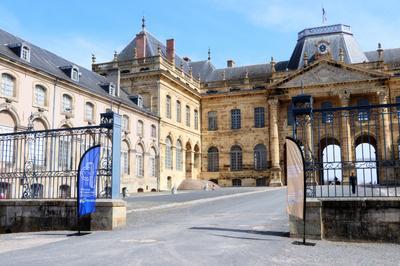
209, 233, 279, 241
189, 227, 289, 238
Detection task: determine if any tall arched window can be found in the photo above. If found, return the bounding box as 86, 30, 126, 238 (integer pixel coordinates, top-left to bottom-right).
230, 145, 242, 171
85, 102, 94, 121
150, 147, 157, 177
165, 137, 173, 169
121, 141, 130, 175
58, 125, 72, 170
254, 144, 267, 170
176, 140, 183, 171
29, 119, 47, 167
1, 73, 15, 98
62, 94, 72, 113
136, 144, 144, 177
137, 120, 144, 137
0, 111, 16, 164
207, 146, 219, 172
176, 100, 181, 122
321, 101, 333, 123
166, 95, 171, 119
34, 85, 46, 106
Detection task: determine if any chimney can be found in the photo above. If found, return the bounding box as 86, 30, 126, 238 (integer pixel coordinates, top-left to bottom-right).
227, 60, 235, 68
135, 33, 146, 59
166, 39, 175, 64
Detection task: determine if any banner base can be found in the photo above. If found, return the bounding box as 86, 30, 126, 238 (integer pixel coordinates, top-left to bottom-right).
292, 240, 316, 246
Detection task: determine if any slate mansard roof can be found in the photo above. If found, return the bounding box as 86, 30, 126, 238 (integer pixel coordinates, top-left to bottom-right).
0, 28, 155, 116
119, 24, 399, 84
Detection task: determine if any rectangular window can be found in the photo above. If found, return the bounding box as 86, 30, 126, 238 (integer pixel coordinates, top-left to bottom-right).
254, 107, 265, 128
34, 86, 46, 106
231, 109, 241, 129
121, 151, 129, 174
136, 154, 144, 177
62, 95, 72, 113
194, 110, 199, 130
1, 74, 15, 98
0, 125, 14, 163
176, 101, 181, 122
85, 103, 94, 121
287, 104, 294, 126
150, 157, 156, 177
58, 137, 72, 170
151, 125, 157, 138
186, 105, 191, 127
166, 96, 171, 119
208, 111, 217, 131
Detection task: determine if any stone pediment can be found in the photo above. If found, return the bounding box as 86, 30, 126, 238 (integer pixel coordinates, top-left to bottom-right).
276, 60, 387, 88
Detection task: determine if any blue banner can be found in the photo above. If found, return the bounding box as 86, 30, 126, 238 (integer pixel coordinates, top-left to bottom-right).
77, 145, 101, 217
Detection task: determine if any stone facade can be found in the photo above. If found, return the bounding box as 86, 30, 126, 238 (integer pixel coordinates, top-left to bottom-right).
3, 22, 400, 191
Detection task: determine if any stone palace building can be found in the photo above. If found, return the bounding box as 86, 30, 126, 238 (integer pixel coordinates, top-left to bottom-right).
2, 20, 400, 192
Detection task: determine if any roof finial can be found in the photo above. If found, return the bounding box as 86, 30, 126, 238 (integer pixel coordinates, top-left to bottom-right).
91, 53, 96, 64
208, 47, 211, 61
377, 42, 384, 62
142, 16, 146, 31
114, 51, 118, 61
270, 56, 276, 73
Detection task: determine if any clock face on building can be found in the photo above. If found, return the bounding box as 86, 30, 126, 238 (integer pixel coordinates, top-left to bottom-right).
318, 42, 329, 54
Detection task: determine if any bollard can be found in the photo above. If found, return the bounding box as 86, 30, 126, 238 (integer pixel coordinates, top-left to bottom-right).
122, 187, 128, 198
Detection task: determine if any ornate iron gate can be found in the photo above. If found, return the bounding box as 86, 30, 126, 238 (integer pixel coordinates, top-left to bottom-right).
292, 95, 400, 198
0, 113, 118, 199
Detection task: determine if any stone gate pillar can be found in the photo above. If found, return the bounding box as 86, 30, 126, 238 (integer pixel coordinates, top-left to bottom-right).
268, 98, 282, 186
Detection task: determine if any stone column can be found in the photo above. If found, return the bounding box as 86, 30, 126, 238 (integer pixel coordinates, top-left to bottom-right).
378, 90, 394, 184
268, 98, 282, 186
339, 93, 354, 184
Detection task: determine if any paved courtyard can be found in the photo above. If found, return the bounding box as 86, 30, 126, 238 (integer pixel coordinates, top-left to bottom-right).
0, 187, 399, 265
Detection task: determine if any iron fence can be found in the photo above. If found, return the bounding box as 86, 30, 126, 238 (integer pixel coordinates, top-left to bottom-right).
0, 124, 113, 199
293, 98, 400, 198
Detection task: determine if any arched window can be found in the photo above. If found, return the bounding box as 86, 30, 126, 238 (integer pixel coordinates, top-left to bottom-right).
176, 140, 183, 171
59, 184, 71, 199
357, 99, 369, 121
176, 100, 181, 122
186, 105, 191, 127
230, 145, 242, 171
165, 137, 173, 169
321, 101, 333, 123
136, 144, 144, 177
231, 109, 241, 129
29, 119, 47, 167
137, 120, 144, 137
85, 102, 94, 121
62, 94, 72, 113
0, 111, 16, 164
208, 111, 217, 131
150, 147, 157, 177
121, 141, 130, 175
1, 73, 15, 98
58, 125, 72, 170
194, 109, 199, 130
34, 85, 46, 106
121, 115, 129, 132
151, 124, 157, 138
166, 95, 171, 118
207, 146, 219, 172
254, 144, 267, 170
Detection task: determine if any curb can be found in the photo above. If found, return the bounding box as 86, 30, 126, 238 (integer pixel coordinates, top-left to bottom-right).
127, 187, 284, 213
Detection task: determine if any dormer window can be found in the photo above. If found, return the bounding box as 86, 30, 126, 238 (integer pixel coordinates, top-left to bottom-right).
7, 43, 31, 63
71, 67, 79, 81
21, 46, 30, 62
109, 84, 116, 96
59, 65, 80, 82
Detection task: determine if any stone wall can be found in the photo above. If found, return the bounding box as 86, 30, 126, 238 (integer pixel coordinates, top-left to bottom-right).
0, 199, 126, 233
289, 198, 400, 243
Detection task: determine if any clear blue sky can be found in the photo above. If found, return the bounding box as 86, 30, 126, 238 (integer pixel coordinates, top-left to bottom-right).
0, 0, 399, 69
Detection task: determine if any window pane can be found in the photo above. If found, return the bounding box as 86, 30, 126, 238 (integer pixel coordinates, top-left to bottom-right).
62, 95, 72, 113
1, 74, 15, 97
176, 101, 181, 122
231, 109, 241, 129
35, 86, 46, 106
254, 107, 265, 128
166, 96, 171, 118
194, 110, 199, 130
230, 146, 242, 171
186, 106, 190, 127
208, 111, 217, 131
207, 147, 219, 172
